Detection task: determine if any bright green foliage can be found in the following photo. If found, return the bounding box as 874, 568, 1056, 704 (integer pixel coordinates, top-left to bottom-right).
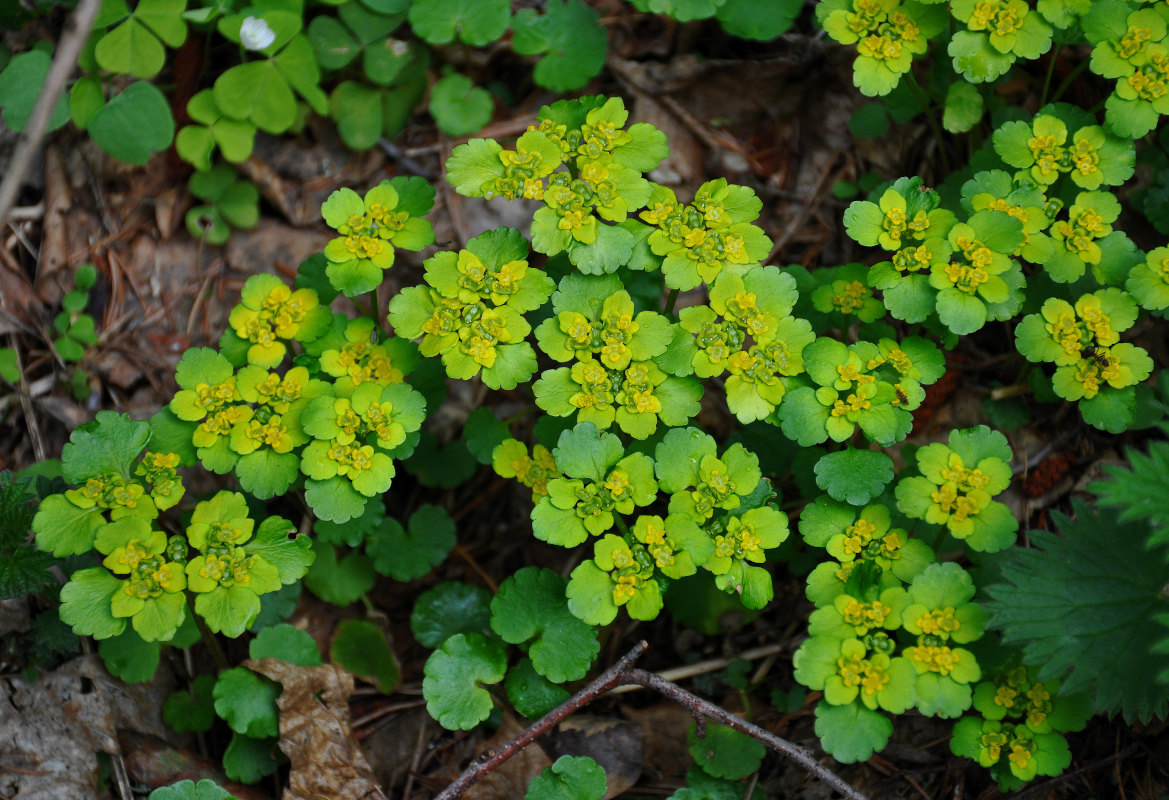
98, 627, 162, 683
251, 623, 322, 665
225, 273, 332, 367
506, 658, 570, 719
312, 316, 418, 396
0, 472, 53, 598
987, 500, 1169, 723
389, 227, 547, 390
813, 450, 894, 506
175, 88, 257, 170
422, 632, 508, 729
673, 266, 813, 422
1090, 434, 1169, 540
512, 0, 607, 92
0, 50, 69, 132
951, 663, 1090, 788
492, 567, 599, 682
222, 731, 282, 783
408, 0, 510, 46
958, 170, 1053, 265
687, 724, 766, 780
896, 426, 1017, 551
321, 178, 436, 296
1081, 0, 1169, 137
524, 756, 607, 800
94, 0, 188, 78
776, 338, 915, 446
1015, 290, 1153, 432
817, 0, 946, 96
149, 779, 238, 800
493, 439, 560, 501
532, 423, 657, 546
640, 179, 771, 290
1129, 245, 1169, 311
811, 263, 886, 323
949, 0, 1053, 82
214, 666, 280, 738
812, 701, 894, 763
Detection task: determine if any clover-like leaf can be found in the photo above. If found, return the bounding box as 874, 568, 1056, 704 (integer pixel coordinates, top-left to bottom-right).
367, 504, 456, 580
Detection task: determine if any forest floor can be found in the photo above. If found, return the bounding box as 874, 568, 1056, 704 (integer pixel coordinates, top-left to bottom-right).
1, 5, 1167, 799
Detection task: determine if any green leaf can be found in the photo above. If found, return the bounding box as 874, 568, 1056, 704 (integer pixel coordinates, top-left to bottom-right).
0, 50, 69, 132
246, 516, 314, 586
213, 60, 297, 134
62, 410, 151, 484
59, 567, 124, 639
70, 76, 105, 130
422, 632, 507, 730
1090, 436, 1169, 537
715, 0, 799, 39
250, 623, 322, 666
330, 618, 400, 693
687, 723, 766, 780
849, 103, 888, 139
367, 504, 456, 581
491, 566, 599, 682
98, 628, 161, 683
213, 667, 280, 738
513, 0, 606, 92
308, 15, 360, 70
943, 82, 983, 133
96, 18, 166, 77
88, 81, 174, 165
148, 779, 239, 800
986, 500, 1169, 723
164, 675, 218, 734
505, 658, 570, 719
812, 700, 893, 763
402, 430, 478, 488
813, 450, 894, 506
408, 0, 510, 45
411, 581, 493, 648
330, 80, 383, 150
554, 421, 624, 482
32, 494, 103, 557
304, 540, 376, 605
524, 756, 607, 800
429, 72, 493, 137
222, 733, 282, 783
464, 407, 511, 465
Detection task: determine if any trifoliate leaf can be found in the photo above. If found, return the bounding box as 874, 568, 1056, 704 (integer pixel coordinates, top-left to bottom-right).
98, 628, 161, 683
330, 618, 400, 693
813, 450, 894, 506
164, 675, 217, 734
88, 81, 175, 164
490, 566, 599, 682
505, 658, 570, 719
422, 632, 507, 730
429, 72, 493, 137
367, 504, 456, 581
687, 723, 766, 780
408, 0, 510, 45
985, 500, 1169, 723
303, 540, 376, 606
148, 779, 238, 800
411, 581, 493, 648
524, 755, 607, 800
213, 667, 280, 738
812, 700, 893, 763
249, 623, 322, 666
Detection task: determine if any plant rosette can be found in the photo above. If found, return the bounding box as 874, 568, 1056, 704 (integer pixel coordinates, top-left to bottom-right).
492, 439, 560, 500
654, 427, 763, 522
959, 170, 1055, 264
223, 274, 331, 368
531, 422, 657, 547
310, 316, 418, 396
320, 177, 436, 296
817, 0, 947, 96
895, 426, 1018, 552
927, 210, 1026, 335
949, 0, 1054, 83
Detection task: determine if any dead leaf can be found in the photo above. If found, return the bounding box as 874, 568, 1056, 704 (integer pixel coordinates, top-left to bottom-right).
246, 658, 387, 800
547, 715, 643, 799
620, 704, 693, 784
461, 714, 552, 800
35, 145, 72, 306
119, 730, 273, 800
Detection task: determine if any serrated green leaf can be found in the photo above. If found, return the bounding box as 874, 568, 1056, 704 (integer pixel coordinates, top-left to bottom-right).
813, 450, 894, 506
408, 0, 510, 45
687, 723, 766, 780
429, 72, 493, 137
61, 411, 151, 484
525, 755, 607, 800
986, 500, 1169, 723
98, 628, 161, 683
250, 623, 322, 666
213, 667, 280, 738
148, 778, 238, 800
505, 658, 570, 719
1090, 436, 1169, 537
812, 700, 892, 763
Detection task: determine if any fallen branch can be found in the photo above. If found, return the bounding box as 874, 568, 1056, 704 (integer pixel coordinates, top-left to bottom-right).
435, 641, 871, 800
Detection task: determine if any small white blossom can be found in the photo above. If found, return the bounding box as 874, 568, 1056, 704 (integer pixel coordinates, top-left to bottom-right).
240, 16, 276, 51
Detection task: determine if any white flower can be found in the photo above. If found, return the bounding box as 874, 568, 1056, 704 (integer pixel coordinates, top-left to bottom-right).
240, 16, 276, 51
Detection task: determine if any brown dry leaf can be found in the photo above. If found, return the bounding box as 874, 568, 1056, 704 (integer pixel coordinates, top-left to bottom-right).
0, 655, 173, 800
461, 714, 552, 800
36, 145, 72, 306
548, 715, 642, 799
246, 658, 387, 800
620, 704, 693, 785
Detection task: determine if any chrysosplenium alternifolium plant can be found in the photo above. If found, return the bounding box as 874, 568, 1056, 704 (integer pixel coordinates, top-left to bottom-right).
28, 65, 1169, 790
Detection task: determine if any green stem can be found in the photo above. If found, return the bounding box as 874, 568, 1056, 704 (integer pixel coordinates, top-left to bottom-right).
1051, 59, 1090, 105
1039, 45, 1061, 108
664, 288, 679, 316
194, 612, 229, 671
614, 515, 631, 538
905, 73, 951, 176
366, 286, 382, 329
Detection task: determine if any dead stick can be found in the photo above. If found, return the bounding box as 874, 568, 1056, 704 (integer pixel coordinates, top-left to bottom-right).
435, 642, 871, 800
0, 0, 102, 228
